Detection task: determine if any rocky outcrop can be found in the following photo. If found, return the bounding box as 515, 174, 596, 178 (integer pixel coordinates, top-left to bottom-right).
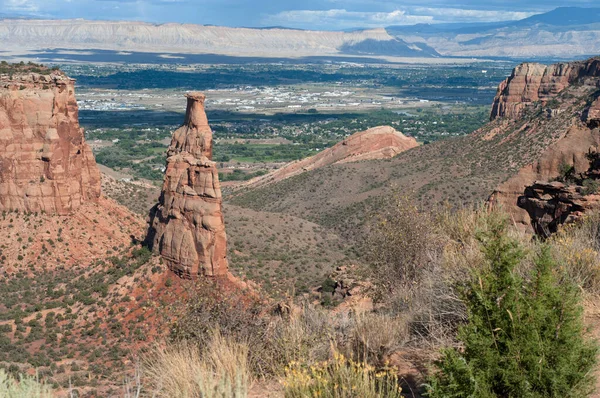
585, 96, 600, 129
486, 57, 600, 226
517, 181, 600, 238
242, 126, 418, 189
146, 93, 228, 278
488, 123, 600, 225
0, 68, 101, 214
490, 58, 600, 120
518, 150, 600, 237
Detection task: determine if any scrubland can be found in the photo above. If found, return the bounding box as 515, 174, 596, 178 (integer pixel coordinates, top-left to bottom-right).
6, 197, 600, 397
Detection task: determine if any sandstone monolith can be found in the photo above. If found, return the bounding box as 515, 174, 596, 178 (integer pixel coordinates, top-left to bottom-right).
146, 93, 228, 278
0, 68, 101, 214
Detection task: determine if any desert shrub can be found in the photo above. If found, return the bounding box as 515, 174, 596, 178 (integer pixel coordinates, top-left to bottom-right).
143, 330, 249, 398
347, 312, 408, 367
385, 205, 503, 345
365, 195, 440, 294
581, 178, 599, 196
282, 351, 403, 398
558, 160, 575, 182
263, 305, 333, 375
0, 369, 53, 397
170, 280, 270, 375
426, 217, 597, 397
550, 213, 600, 293
171, 280, 266, 346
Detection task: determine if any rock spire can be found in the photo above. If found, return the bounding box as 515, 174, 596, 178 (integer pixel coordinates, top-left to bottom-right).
146, 93, 228, 278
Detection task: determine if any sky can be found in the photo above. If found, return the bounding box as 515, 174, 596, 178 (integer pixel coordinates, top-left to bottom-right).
0, 0, 598, 30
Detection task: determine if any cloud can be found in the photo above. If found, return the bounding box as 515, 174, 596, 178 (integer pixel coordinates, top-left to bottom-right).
411, 7, 535, 22
0, 0, 588, 30
3, 0, 40, 12
263, 9, 434, 29
263, 6, 538, 29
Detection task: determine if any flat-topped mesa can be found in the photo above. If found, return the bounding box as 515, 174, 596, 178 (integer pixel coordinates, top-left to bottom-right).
0, 68, 101, 214
146, 92, 228, 279
490, 57, 600, 120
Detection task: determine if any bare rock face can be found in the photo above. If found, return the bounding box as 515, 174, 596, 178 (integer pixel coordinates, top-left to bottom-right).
146, 93, 228, 278
0, 69, 101, 214
518, 181, 600, 238
486, 57, 600, 226
242, 125, 418, 189
518, 150, 600, 237
490, 58, 600, 120
585, 96, 600, 129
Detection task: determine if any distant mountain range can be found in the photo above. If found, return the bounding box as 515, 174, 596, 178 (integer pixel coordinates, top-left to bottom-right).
388, 7, 600, 59
0, 7, 599, 61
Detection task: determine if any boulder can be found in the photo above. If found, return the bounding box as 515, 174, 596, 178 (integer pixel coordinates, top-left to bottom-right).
518, 153, 600, 238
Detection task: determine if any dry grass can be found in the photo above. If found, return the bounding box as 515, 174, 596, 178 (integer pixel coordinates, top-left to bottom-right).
348, 312, 408, 366
282, 351, 403, 398
142, 330, 250, 398
263, 305, 333, 375
550, 213, 600, 293
0, 370, 53, 398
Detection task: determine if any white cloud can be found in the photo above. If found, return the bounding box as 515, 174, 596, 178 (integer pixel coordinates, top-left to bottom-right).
411, 7, 535, 22
263, 6, 538, 29
263, 9, 434, 29
3, 0, 40, 12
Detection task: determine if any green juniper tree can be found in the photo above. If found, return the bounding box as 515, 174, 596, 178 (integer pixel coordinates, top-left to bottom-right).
426, 219, 597, 398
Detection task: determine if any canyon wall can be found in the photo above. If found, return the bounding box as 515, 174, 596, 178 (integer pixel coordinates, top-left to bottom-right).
146, 93, 228, 278
490, 58, 600, 120
488, 57, 600, 228
0, 68, 101, 214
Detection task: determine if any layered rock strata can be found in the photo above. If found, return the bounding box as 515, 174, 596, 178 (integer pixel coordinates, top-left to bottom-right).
490, 57, 600, 120
0, 69, 101, 214
243, 125, 418, 189
146, 93, 228, 278
487, 58, 600, 226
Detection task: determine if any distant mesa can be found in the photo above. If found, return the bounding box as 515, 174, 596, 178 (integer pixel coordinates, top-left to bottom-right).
146, 92, 229, 279
243, 125, 418, 189
0, 65, 101, 214
2, 8, 600, 62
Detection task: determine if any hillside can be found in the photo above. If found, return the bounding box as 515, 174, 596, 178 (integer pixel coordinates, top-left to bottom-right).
230, 57, 600, 236
241, 126, 418, 189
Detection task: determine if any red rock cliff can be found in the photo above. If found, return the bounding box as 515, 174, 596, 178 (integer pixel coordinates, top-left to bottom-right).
490, 58, 600, 120
0, 69, 101, 214
487, 57, 600, 227
146, 93, 228, 278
